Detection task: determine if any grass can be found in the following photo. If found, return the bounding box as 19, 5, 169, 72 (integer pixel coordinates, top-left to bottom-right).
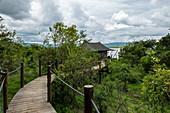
0, 64, 40, 112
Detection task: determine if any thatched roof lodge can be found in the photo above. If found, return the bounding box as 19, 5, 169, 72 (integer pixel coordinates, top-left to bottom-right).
82, 42, 114, 59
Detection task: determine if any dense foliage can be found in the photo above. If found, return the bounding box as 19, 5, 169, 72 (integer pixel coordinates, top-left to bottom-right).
1, 15, 170, 113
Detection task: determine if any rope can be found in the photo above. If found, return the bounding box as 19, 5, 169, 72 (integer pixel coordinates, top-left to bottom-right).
8, 62, 37, 75
50, 61, 56, 66
8, 66, 21, 75
91, 99, 100, 113
25, 62, 36, 67
0, 71, 5, 75
50, 71, 100, 112
50, 71, 84, 96
0, 78, 5, 94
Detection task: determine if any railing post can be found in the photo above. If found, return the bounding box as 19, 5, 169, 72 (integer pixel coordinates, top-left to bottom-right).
21, 63, 24, 88
84, 85, 93, 113
3, 69, 8, 113
39, 58, 41, 77
47, 62, 52, 103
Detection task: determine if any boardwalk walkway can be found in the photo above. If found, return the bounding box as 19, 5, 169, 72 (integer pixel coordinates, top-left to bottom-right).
7, 76, 56, 113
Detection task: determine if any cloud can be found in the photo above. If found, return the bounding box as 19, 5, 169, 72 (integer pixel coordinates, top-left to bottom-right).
0, 0, 170, 43
0, 0, 31, 20
111, 11, 129, 23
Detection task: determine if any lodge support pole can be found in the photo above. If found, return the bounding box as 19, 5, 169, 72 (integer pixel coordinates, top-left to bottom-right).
99, 71, 101, 84
47, 62, 52, 103
84, 85, 93, 113
99, 62, 101, 84
3, 69, 8, 113
21, 63, 24, 88
39, 58, 41, 77
55, 59, 58, 70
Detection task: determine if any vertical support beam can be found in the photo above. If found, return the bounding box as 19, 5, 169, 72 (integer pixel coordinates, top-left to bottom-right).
55, 59, 58, 70
3, 69, 8, 113
84, 85, 93, 113
47, 62, 52, 103
99, 61, 101, 69
39, 58, 41, 77
99, 61, 101, 84
21, 63, 24, 88
99, 71, 101, 84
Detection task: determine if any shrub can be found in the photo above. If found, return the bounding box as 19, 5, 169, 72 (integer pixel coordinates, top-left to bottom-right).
142, 69, 170, 112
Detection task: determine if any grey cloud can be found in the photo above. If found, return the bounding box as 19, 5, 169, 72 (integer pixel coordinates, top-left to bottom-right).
0, 0, 31, 20
38, 1, 63, 26
1, 0, 170, 43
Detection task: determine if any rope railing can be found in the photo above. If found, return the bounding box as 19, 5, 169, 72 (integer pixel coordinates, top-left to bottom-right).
0, 77, 4, 113
0, 77, 5, 94
50, 71, 84, 96
0, 60, 42, 113
25, 62, 36, 67
0, 59, 101, 113
50, 70, 100, 113
50, 61, 56, 66
91, 99, 100, 113
8, 66, 21, 75
0, 70, 8, 113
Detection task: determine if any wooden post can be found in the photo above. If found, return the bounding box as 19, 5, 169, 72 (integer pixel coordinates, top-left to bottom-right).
3, 69, 8, 113
47, 62, 52, 103
21, 63, 24, 88
39, 58, 41, 77
99, 61, 101, 69
55, 59, 58, 70
84, 85, 93, 113
99, 62, 101, 84
99, 71, 101, 84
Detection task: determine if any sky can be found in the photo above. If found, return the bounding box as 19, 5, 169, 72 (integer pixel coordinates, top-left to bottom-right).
0, 0, 170, 44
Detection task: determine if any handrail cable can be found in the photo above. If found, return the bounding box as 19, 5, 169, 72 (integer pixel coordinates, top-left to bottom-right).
50, 61, 56, 66
25, 62, 36, 67
5, 62, 37, 75
50, 71, 84, 96
0, 77, 5, 94
91, 99, 100, 113
8, 66, 21, 75
50, 71, 100, 113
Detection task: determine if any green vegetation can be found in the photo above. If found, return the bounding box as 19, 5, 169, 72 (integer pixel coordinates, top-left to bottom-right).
109, 45, 124, 48
0, 16, 170, 113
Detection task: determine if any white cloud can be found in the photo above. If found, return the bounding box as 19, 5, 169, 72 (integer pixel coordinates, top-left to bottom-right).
111, 11, 128, 23
0, 0, 170, 43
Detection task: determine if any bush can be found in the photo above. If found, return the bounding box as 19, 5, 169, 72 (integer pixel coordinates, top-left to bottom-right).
108, 60, 145, 84
142, 69, 170, 112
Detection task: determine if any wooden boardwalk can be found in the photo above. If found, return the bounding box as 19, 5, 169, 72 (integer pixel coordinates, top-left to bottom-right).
7, 76, 56, 113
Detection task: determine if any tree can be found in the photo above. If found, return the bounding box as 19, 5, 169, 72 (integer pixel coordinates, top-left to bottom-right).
142, 69, 170, 112
0, 16, 23, 70
47, 22, 99, 112
119, 40, 157, 72
156, 35, 170, 67
44, 22, 89, 63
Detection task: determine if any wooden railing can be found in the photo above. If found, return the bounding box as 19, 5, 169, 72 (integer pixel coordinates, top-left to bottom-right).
0, 59, 100, 113
48, 61, 100, 113
0, 61, 41, 113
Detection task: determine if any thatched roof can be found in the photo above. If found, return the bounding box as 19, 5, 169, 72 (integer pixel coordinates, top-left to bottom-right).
82, 42, 113, 52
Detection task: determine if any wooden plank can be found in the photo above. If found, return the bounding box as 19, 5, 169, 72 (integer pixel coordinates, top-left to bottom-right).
7, 75, 56, 113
